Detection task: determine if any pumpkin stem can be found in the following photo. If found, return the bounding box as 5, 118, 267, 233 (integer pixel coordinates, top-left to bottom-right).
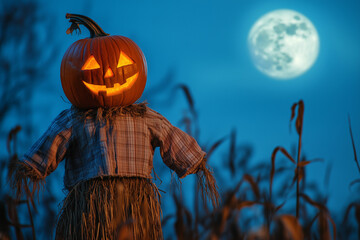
65, 13, 109, 38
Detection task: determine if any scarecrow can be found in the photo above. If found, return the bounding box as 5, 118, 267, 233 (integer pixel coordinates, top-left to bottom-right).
10, 14, 219, 239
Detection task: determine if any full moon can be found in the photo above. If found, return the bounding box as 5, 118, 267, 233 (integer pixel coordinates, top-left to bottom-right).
248, 9, 319, 80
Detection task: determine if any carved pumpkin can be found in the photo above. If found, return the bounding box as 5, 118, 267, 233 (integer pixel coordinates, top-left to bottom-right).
61, 14, 147, 108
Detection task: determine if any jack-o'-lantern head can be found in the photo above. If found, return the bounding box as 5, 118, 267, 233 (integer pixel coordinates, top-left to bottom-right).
61, 14, 147, 108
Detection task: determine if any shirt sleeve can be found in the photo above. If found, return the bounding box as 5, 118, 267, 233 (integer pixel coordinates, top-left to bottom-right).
147, 109, 206, 178
22, 109, 72, 178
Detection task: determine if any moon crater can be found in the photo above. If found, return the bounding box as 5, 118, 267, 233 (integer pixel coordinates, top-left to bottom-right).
248, 9, 320, 80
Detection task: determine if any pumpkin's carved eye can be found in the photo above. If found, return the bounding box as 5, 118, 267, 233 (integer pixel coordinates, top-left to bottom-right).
82, 55, 100, 70
117, 51, 134, 68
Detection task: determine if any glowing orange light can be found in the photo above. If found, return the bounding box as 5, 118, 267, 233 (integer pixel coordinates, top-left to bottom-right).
82, 55, 100, 70
104, 67, 114, 78
83, 72, 139, 96
117, 51, 134, 68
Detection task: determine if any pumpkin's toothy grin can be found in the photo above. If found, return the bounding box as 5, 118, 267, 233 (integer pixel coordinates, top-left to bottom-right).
83, 73, 139, 96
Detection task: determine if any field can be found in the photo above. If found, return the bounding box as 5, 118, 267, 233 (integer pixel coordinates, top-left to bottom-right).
0, 86, 359, 239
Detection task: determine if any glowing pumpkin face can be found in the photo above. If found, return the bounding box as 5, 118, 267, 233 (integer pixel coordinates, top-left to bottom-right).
60, 14, 147, 108
82, 51, 138, 96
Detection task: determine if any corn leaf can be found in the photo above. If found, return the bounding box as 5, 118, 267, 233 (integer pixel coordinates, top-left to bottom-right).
277, 214, 304, 240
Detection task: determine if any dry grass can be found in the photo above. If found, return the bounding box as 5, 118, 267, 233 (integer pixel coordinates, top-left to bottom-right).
158, 86, 358, 240
1, 85, 359, 239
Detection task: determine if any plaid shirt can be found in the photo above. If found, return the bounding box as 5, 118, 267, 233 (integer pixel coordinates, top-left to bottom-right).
23, 107, 205, 189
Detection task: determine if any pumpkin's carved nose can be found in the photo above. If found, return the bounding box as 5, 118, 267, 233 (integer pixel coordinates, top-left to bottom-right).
104, 67, 114, 78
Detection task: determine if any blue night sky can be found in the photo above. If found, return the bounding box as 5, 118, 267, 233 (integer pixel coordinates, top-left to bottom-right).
17, 0, 360, 215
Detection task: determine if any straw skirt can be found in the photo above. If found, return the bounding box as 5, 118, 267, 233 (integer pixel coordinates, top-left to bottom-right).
55, 177, 162, 240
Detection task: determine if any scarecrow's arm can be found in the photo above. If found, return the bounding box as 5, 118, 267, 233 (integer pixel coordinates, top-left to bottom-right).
9, 109, 72, 199
148, 110, 219, 207
157, 117, 205, 178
